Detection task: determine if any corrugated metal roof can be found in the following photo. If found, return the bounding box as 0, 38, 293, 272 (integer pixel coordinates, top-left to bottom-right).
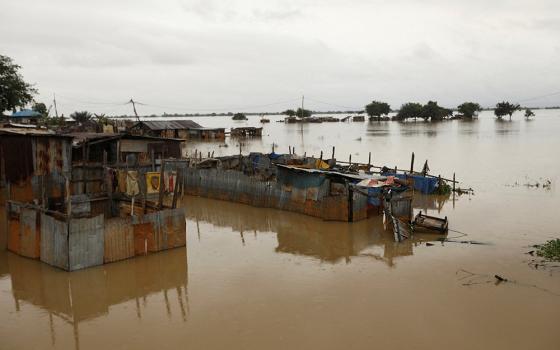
10, 109, 42, 118
134, 120, 203, 130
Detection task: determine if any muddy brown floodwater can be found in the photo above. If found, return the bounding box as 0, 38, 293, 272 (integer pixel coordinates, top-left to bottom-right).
1, 111, 560, 349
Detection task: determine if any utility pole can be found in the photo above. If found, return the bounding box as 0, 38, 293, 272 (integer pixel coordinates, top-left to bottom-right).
129, 98, 140, 122
53, 93, 59, 118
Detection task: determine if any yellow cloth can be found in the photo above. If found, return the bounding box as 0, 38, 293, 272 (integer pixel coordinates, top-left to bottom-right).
126, 171, 140, 197
146, 172, 161, 194
315, 159, 330, 170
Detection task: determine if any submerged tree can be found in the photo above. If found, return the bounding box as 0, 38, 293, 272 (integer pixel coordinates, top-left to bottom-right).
0, 55, 37, 113
295, 108, 312, 118
420, 101, 452, 121
282, 109, 296, 117
70, 110, 93, 124
232, 112, 247, 120
457, 102, 481, 119
395, 102, 423, 121
365, 100, 391, 121
494, 101, 520, 120
524, 108, 535, 119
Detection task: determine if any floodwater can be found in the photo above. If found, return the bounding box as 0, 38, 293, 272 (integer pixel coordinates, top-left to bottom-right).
1, 110, 560, 349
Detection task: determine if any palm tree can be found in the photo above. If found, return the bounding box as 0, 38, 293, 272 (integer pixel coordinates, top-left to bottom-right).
70, 111, 93, 124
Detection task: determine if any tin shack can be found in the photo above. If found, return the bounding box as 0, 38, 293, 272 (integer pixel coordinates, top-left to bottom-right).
0, 130, 187, 271
128, 120, 226, 140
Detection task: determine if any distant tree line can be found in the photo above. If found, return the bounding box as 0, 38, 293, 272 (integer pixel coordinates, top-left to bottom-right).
0, 54, 541, 123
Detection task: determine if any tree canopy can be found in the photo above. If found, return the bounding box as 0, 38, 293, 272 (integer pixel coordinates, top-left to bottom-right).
365, 101, 391, 120
0, 55, 37, 113
282, 109, 296, 117
32, 102, 48, 117
494, 101, 520, 119
70, 111, 93, 124
395, 102, 423, 121
524, 108, 535, 119
457, 102, 481, 118
232, 112, 247, 120
295, 108, 312, 118
420, 101, 452, 121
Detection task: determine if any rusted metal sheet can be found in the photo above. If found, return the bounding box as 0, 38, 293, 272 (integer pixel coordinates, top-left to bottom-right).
132, 209, 186, 254
133, 222, 154, 255
19, 209, 40, 258
104, 217, 134, 263
8, 216, 20, 254
68, 215, 104, 271
40, 213, 69, 270
161, 208, 186, 249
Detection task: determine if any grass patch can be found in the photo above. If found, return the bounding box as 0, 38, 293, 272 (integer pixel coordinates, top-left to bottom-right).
536, 239, 560, 261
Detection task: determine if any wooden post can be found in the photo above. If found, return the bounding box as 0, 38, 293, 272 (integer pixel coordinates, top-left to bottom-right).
394, 166, 397, 174
104, 150, 113, 215
65, 176, 71, 218
288, 146, 291, 154
207, 151, 210, 158
172, 169, 180, 209
211, 150, 214, 158
293, 147, 296, 155
142, 173, 147, 214
332, 146, 335, 159
272, 143, 275, 153
410, 152, 415, 174
368, 152, 371, 167
158, 160, 165, 209
349, 154, 352, 166
320, 151, 323, 162
194, 149, 197, 159
151, 149, 155, 171
453, 173, 456, 192
239, 142, 242, 155
304, 151, 306, 158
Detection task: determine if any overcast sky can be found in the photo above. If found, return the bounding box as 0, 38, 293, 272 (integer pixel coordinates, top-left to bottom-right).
1, 0, 559, 115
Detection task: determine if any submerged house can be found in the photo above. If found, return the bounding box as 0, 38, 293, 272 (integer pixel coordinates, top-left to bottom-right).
0, 130, 187, 271
230, 127, 263, 138
183, 153, 370, 222
128, 120, 226, 140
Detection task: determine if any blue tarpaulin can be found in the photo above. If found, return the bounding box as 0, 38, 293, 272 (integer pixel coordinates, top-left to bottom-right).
382, 173, 439, 194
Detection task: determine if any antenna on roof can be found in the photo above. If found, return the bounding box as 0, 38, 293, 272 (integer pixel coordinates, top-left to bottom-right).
128, 98, 140, 122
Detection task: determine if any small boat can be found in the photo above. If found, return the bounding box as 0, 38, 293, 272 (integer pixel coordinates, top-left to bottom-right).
260, 118, 270, 123
413, 211, 448, 233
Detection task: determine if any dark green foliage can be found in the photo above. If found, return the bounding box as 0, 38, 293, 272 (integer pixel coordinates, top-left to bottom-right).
536, 239, 560, 261
32, 102, 48, 117
494, 101, 520, 119
0, 55, 37, 113
70, 110, 93, 124
295, 108, 312, 118
420, 101, 452, 121
458, 102, 481, 118
365, 101, 391, 120
395, 102, 423, 121
283, 109, 296, 117
524, 108, 535, 119
232, 112, 247, 120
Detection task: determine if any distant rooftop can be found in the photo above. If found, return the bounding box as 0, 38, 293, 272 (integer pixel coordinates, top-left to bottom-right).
10, 109, 42, 118
133, 120, 203, 130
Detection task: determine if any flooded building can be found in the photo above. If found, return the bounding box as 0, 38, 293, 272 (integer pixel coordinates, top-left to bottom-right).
230, 127, 263, 137
128, 120, 226, 140
0, 130, 187, 271
184, 153, 371, 222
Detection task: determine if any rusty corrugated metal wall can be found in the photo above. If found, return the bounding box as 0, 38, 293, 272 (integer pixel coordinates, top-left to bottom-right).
184, 168, 358, 222
40, 213, 69, 270
104, 217, 134, 263
68, 215, 104, 271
